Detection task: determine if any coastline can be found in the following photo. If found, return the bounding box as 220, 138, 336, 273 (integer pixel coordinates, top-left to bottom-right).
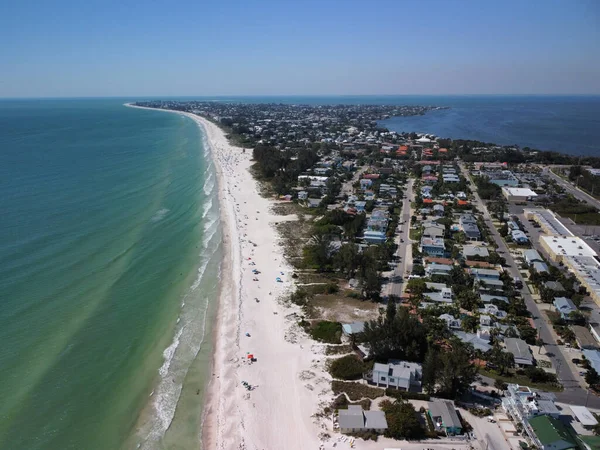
126, 103, 327, 450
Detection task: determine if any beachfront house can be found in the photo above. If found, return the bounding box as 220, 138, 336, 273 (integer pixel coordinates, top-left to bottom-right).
338, 405, 388, 434
368, 360, 422, 391
428, 401, 463, 435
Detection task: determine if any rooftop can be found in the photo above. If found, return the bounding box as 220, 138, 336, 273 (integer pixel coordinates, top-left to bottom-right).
528, 415, 577, 449
540, 235, 597, 258
502, 187, 538, 197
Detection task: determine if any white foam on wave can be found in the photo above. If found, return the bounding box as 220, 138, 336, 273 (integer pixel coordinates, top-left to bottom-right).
201, 198, 213, 219
150, 208, 170, 223
158, 327, 184, 378
202, 171, 215, 196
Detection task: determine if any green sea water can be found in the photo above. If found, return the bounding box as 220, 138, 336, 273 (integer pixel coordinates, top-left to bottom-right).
0, 99, 220, 449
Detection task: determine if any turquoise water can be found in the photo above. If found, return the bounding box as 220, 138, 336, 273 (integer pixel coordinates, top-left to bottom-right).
0, 99, 221, 450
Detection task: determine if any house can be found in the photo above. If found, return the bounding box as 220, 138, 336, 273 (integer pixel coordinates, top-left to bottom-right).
524, 249, 544, 265
354, 201, 367, 213
428, 401, 463, 435
443, 174, 460, 183
470, 268, 500, 280
511, 229, 529, 244
425, 263, 453, 277
338, 405, 388, 434
505, 338, 534, 367
553, 297, 577, 320
462, 245, 489, 260
570, 405, 598, 431
479, 303, 507, 319
342, 322, 365, 336
424, 287, 453, 303
433, 204, 445, 216
364, 230, 387, 244
423, 224, 445, 239
420, 237, 446, 257
453, 331, 492, 352
544, 281, 566, 293
583, 349, 600, 374
440, 313, 462, 330
369, 360, 422, 391
532, 261, 549, 273
480, 293, 509, 304
307, 198, 323, 208
480, 314, 492, 327
528, 415, 577, 450
360, 179, 373, 190
298, 190, 308, 200
459, 214, 481, 240
573, 325, 598, 350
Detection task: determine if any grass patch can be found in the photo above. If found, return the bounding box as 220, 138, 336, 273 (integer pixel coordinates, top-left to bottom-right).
560, 212, 600, 226
409, 228, 422, 241
310, 320, 343, 344
479, 369, 563, 392
332, 380, 385, 400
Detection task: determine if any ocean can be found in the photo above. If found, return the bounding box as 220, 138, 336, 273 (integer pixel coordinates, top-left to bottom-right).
0, 99, 221, 450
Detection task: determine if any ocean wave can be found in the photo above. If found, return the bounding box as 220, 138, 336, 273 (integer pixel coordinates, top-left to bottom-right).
158, 327, 184, 378
202, 172, 215, 196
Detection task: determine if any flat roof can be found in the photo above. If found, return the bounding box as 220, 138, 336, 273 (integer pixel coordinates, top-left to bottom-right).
502, 187, 538, 197
540, 235, 598, 258
570, 405, 599, 426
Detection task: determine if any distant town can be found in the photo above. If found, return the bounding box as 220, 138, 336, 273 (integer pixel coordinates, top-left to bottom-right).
136, 100, 600, 450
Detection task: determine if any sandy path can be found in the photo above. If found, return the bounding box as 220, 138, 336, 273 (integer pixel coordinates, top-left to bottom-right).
126, 105, 329, 450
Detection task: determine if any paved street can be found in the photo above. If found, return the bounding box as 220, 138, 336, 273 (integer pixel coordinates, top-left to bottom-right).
460, 164, 600, 407
387, 178, 414, 299
544, 166, 600, 210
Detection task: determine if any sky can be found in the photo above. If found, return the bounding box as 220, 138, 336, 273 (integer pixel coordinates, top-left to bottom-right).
1, 0, 599, 97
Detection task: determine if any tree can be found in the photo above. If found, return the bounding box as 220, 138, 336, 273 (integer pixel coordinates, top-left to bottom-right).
303, 232, 332, 271
499, 223, 509, 237
586, 367, 600, 388
381, 400, 425, 440
461, 315, 478, 333
422, 349, 440, 393
487, 345, 515, 375
494, 379, 508, 392
436, 340, 479, 398
329, 355, 365, 380
362, 305, 428, 362
333, 243, 359, 278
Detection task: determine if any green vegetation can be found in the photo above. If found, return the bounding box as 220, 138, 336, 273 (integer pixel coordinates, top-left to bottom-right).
548, 195, 600, 225
480, 369, 562, 392
310, 321, 342, 344
422, 339, 478, 398
328, 394, 371, 413
331, 380, 384, 400
329, 355, 366, 380
380, 400, 426, 440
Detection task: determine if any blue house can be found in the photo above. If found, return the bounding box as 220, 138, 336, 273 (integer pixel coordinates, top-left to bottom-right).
553, 297, 577, 320
420, 237, 446, 257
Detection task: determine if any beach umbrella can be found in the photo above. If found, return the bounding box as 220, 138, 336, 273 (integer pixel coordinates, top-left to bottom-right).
247, 354, 254, 359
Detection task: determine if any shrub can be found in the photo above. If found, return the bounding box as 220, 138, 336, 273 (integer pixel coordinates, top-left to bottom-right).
385, 388, 430, 401
328, 394, 371, 413
311, 321, 342, 344
329, 355, 365, 380
331, 380, 384, 400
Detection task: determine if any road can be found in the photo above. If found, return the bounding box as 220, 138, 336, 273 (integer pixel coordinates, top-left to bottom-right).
461, 163, 600, 407
388, 178, 414, 299
543, 166, 600, 210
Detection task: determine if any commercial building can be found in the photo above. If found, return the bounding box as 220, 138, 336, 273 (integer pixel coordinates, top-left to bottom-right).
484, 170, 519, 187
502, 187, 538, 202
524, 209, 573, 237
539, 235, 597, 263
563, 256, 600, 305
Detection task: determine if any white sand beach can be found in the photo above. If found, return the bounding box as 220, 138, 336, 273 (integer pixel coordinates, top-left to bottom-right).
127, 104, 329, 450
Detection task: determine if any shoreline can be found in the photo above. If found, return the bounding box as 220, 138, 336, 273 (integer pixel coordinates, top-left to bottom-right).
125, 103, 327, 449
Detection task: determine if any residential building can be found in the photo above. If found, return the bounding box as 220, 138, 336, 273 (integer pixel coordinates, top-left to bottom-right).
433, 204, 445, 216
423, 224, 445, 239
573, 325, 598, 350
298, 190, 308, 200
505, 338, 534, 367
307, 198, 323, 208
440, 313, 462, 330
364, 230, 387, 243
443, 174, 460, 183
479, 303, 507, 319
338, 405, 388, 434
528, 415, 577, 450
425, 263, 453, 277
503, 384, 560, 421
420, 237, 446, 257
470, 268, 500, 280
583, 349, 600, 374
502, 187, 538, 202
532, 261, 549, 273
368, 360, 422, 391
511, 229, 529, 244
428, 401, 463, 435
360, 178, 373, 190
524, 249, 544, 265
463, 244, 489, 259
480, 293, 509, 304
459, 214, 481, 240
553, 297, 577, 320
570, 405, 598, 431
424, 287, 453, 303
453, 331, 492, 352
353, 200, 366, 213
544, 281, 565, 293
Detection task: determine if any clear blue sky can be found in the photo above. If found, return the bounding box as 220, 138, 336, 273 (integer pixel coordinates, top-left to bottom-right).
1, 0, 599, 97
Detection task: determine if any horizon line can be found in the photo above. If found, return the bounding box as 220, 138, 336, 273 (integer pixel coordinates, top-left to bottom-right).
1, 93, 600, 101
